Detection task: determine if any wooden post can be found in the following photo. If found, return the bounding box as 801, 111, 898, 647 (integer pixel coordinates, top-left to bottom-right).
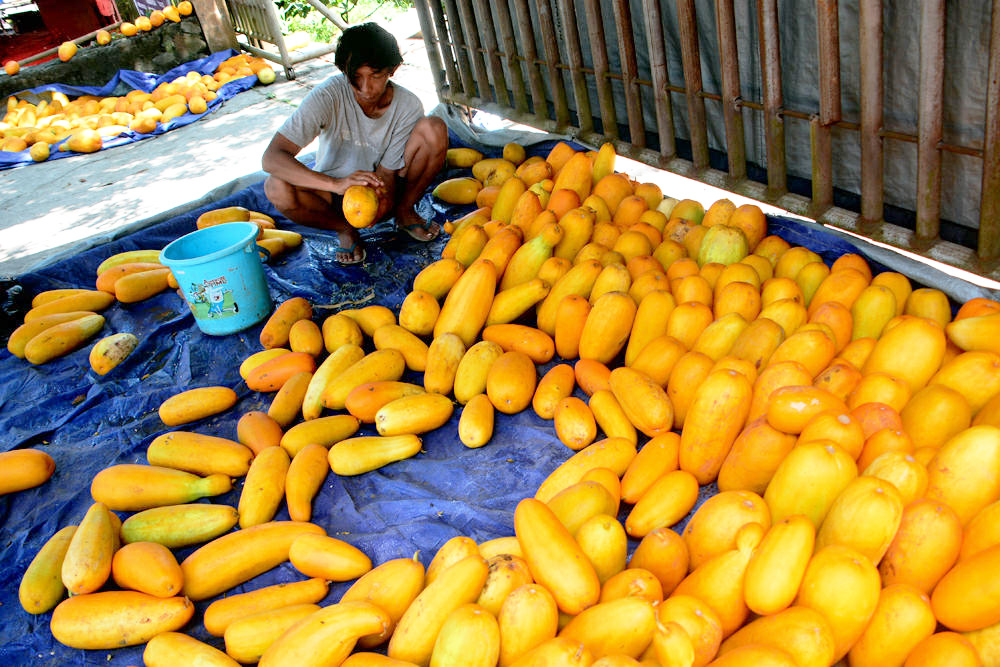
443, 0, 477, 98
427, 0, 461, 96
613, 0, 645, 147
493, 0, 529, 115
412, 0, 446, 96
980, 0, 1000, 260
642, 0, 676, 158
915, 0, 945, 242
513, 0, 548, 120
582, 0, 618, 138
557, 0, 594, 134
757, 0, 787, 196
536, 0, 570, 128
677, 0, 709, 169
859, 0, 884, 225
472, 0, 511, 108
192, 0, 239, 52
813, 0, 841, 214
715, 0, 746, 180
455, 0, 492, 102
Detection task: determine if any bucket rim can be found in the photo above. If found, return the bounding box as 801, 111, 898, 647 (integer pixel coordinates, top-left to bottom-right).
160, 221, 260, 267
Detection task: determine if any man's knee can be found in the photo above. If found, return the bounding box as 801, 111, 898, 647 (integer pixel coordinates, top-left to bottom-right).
405, 116, 447, 174
417, 116, 448, 151
264, 175, 294, 210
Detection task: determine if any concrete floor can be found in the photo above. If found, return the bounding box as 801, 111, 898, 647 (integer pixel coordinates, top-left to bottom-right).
0, 11, 439, 277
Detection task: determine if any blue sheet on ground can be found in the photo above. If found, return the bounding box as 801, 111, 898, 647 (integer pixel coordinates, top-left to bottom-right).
0, 49, 256, 171
0, 136, 884, 664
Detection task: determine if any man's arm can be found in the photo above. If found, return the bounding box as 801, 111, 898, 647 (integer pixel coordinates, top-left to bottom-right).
262, 132, 383, 195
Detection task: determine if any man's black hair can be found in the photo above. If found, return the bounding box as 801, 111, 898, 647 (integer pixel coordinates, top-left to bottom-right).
334, 23, 404, 82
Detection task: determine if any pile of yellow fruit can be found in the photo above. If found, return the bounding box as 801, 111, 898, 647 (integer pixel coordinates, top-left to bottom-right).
212, 52, 277, 86
11, 139, 1000, 666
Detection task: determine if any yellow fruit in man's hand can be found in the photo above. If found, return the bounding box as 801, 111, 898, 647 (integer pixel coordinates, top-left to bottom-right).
4, 60, 20, 75
96, 29, 111, 45
57, 41, 77, 62
121, 22, 137, 36
29, 141, 49, 162
342, 185, 380, 229
177, 0, 193, 15
136, 16, 152, 31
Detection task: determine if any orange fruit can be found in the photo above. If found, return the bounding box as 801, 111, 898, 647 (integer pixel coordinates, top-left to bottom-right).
177, 0, 193, 15
149, 10, 164, 26
57, 41, 77, 62
4, 60, 19, 76
96, 29, 111, 45
342, 185, 380, 228
121, 22, 137, 36
163, 5, 181, 22
136, 16, 152, 31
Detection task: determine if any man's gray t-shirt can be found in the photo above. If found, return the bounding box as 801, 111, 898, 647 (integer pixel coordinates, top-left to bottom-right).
277, 74, 424, 178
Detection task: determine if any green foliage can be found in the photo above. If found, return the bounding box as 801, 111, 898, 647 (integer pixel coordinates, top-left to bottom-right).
285, 14, 337, 43
276, 0, 412, 24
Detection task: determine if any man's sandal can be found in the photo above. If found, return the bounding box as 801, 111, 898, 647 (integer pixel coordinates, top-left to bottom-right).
334, 241, 367, 266
399, 218, 441, 242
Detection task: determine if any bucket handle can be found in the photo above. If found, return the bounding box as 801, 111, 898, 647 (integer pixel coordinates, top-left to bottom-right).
256, 243, 272, 263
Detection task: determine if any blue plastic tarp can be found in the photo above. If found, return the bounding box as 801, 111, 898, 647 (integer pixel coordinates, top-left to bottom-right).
0, 135, 936, 665
0, 50, 257, 171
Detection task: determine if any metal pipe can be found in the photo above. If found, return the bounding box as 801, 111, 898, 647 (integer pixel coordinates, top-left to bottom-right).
915, 0, 945, 242
677, 0, 709, 168
715, 0, 746, 180
641, 0, 675, 158
859, 0, 884, 224
980, 0, 1000, 260
811, 115, 834, 215
757, 0, 787, 195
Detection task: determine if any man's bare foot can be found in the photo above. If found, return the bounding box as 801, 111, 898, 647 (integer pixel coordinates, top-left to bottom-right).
335, 229, 366, 265
397, 208, 441, 242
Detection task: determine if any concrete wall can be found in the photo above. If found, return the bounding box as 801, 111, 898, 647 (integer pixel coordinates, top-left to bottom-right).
1, 18, 211, 99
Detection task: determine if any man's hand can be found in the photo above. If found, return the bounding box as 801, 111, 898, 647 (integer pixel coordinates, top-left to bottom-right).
333, 170, 385, 195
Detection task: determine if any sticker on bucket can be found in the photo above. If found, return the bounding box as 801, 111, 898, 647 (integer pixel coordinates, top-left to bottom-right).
188, 276, 240, 319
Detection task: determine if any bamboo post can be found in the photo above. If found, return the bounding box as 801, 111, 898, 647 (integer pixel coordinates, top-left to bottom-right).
412, 0, 446, 96
582, 0, 619, 139
980, 0, 1000, 260
915, 0, 945, 242
472, 0, 510, 108
642, 0, 676, 158
812, 0, 841, 213
613, 0, 646, 147
513, 0, 549, 120
494, 0, 529, 115
715, 0, 746, 180
426, 0, 461, 96
536, 0, 571, 128
677, 0, 709, 168
757, 0, 787, 196
556, 0, 594, 134
455, 0, 493, 102
441, 0, 477, 98
859, 0, 884, 225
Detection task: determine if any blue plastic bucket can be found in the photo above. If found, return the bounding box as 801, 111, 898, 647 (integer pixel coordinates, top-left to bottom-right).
161, 222, 272, 336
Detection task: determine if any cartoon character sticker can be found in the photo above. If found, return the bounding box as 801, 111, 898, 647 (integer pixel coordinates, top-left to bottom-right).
187, 276, 238, 318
